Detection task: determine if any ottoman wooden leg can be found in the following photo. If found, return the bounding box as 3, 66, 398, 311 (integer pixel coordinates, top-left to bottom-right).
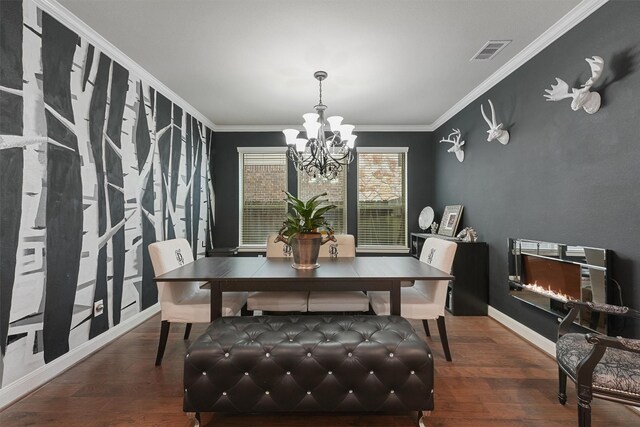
418, 410, 431, 427
186, 412, 201, 427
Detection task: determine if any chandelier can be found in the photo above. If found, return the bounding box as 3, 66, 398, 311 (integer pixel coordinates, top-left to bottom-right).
283, 71, 356, 180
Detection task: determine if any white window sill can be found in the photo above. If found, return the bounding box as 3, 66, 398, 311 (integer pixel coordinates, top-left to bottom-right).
237, 246, 267, 253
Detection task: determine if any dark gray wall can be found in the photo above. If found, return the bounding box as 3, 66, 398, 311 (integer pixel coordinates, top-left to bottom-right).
433, 0, 640, 339
212, 132, 435, 250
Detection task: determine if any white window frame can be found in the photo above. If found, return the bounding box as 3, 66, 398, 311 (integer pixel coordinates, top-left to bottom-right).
237, 146, 288, 251
355, 146, 409, 254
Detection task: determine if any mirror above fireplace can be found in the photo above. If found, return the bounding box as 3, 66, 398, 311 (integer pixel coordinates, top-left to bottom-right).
508, 238, 611, 334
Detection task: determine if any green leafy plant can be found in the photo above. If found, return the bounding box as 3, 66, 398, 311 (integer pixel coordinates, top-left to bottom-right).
277, 191, 337, 244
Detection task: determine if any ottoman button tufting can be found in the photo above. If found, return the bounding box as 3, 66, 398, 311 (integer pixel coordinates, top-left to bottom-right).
184, 315, 434, 417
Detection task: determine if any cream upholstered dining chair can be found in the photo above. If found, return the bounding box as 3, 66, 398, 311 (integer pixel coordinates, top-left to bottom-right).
148, 238, 247, 365
307, 234, 370, 312
369, 238, 457, 361
246, 234, 309, 312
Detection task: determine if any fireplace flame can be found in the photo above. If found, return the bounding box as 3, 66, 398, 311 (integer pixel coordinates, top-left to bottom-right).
522, 282, 574, 302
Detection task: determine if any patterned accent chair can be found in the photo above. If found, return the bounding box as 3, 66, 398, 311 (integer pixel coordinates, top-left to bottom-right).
369, 238, 457, 361
556, 300, 640, 427
148, 238, 247, 365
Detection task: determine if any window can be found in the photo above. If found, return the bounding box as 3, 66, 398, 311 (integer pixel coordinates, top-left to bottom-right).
357, 148, 408, 251
297, 168, 347, 234
238, 148, 287, 248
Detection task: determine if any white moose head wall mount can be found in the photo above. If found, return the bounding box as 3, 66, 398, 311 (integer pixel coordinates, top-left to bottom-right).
544, 55, 604, 114
439, 128, 465, 163
480, 99, 510, 145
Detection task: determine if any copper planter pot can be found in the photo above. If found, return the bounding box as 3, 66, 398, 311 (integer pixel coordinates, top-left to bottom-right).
291, 233, 323, 269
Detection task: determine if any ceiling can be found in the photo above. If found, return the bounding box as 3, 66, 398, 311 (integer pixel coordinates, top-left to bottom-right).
57, 0, 588, 129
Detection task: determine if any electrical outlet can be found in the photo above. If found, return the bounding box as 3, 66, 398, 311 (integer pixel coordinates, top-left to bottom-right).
93, 300, 104, 317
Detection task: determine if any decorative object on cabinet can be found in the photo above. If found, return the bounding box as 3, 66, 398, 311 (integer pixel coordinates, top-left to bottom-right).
438, 205, 463, 237
410, 233, 488, 316
480, 99, 510, 145
418, 206, 435, 231
456, 227, 477, 242
431, 222, 439, 234
543, 56, 604, 114
439, 128, 465, 162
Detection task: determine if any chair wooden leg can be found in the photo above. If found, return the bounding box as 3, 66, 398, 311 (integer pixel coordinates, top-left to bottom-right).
558, 367, 567, 405
578, 398, 591, 427
155, 320, 170, 366
241, 303, 253, 317
436, 316, 452, 362
422, 319, 431, 337
184, 323, 192, 340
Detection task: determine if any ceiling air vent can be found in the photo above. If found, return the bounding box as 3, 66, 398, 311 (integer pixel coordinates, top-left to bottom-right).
471, 40, 511, 61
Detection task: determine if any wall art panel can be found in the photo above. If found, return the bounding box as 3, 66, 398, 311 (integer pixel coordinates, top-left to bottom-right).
0, 0, 212, 388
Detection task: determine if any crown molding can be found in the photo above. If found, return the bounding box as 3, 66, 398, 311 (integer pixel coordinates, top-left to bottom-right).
215, 124, 434, 133
33, 0, 217, 131
34, 0, 607, 135
429, 0, 609, 131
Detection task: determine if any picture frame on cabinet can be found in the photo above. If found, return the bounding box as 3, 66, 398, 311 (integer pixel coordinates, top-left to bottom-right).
438, 205, 464, 237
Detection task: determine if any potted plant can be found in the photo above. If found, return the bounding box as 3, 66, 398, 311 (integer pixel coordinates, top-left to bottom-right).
275, 191, 337, 269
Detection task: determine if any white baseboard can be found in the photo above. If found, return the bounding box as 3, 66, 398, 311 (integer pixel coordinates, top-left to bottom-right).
487, 306, 556, 356
0, 304, 160, 410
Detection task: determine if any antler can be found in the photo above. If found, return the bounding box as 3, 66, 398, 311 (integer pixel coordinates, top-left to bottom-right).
544, 78, 574, 101
583, 55, 604, 89
480, 103, 493, 127
440, 128, 461, 145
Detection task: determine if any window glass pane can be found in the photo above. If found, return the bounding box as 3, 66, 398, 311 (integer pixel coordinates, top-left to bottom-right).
357, 152, 407, 247
240, 152, 287, 246
297, 169, 347, 234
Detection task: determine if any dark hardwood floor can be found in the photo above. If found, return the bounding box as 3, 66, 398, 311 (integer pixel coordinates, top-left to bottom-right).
1, 313, 638, 426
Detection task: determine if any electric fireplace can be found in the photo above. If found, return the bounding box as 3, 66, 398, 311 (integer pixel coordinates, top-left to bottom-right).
508, 238, 612, 334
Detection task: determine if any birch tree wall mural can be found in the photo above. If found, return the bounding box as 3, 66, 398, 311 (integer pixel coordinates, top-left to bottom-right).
0, 0, 212, 388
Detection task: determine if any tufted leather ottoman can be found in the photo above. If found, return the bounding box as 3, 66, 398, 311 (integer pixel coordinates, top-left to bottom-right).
184, 315, 434, 425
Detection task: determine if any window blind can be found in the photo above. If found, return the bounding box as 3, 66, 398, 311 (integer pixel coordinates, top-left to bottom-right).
239, 152, 287, 246
357, 151, 407, 248
297, 169, 347, 234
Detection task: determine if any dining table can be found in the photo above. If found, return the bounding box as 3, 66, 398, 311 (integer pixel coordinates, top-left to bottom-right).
153, 255, 455, 321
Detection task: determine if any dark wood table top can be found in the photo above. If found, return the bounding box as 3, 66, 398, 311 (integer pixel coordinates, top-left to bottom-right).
154, 256, 454, 282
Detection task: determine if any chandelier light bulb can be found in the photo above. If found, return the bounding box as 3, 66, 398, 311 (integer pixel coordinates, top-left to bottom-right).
295, 138, 307, 153
327, 116, 344, 132
339, 124, 354, 140
303, 121, 321, 140
302, 113, 319, 124
282, 128, 300, 145
346, 134, 357, 149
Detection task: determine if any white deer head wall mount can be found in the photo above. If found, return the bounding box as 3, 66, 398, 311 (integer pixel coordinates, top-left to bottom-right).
544, 55, 604, 114
439, 128, 465, 163
480, 99, 510, 145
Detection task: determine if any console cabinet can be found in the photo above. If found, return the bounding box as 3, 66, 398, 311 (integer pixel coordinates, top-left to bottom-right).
410, 233, 488, 316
